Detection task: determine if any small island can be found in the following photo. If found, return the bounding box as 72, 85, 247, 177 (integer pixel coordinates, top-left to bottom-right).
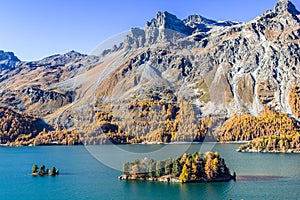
31, 164, 59, 176
119, 152, 235, 183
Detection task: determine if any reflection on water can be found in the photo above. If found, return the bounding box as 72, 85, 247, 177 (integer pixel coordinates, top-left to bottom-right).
237, 175, 288, 182
122, 179, 235, 200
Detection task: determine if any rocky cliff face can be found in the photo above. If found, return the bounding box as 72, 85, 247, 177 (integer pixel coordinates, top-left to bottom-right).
96, 0, 300, 119
0, 0, 299, 140
124, 11, 237, 49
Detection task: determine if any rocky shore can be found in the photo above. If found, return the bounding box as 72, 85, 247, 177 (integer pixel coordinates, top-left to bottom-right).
119, 173, 235, 183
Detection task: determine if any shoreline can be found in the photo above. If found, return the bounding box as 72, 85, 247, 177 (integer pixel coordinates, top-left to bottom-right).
0, 141, 248, 147
119, 174, 235, 183
237, 149, 300, 154
130, 141, 249, 145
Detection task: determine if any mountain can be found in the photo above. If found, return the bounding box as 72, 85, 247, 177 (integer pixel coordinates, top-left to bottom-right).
1, 0, 300, 145
0, 50, 102, 116
0, 50, 20, 71
93, 0, 300, 118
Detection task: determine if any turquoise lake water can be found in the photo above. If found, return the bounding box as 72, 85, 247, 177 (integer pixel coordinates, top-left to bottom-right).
0, 144, 299, 200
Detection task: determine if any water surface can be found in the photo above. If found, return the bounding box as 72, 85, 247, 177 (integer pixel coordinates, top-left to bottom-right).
0, 144, 299, 200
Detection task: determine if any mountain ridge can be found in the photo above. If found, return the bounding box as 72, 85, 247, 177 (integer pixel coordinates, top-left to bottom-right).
1, 0, 300, 145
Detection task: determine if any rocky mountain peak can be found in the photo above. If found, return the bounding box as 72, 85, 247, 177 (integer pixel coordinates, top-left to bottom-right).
64, 50, 84, 57
0, 50, 20, 71
0, 50, 20, 62
184, 15, 216, 26
274, 0, 300, 15
124, 11, 194, 49
146, 11, 193, 36
147, 11, 181, 28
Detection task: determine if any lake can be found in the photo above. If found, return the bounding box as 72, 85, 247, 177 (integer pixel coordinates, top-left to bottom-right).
0, 144, 299, 200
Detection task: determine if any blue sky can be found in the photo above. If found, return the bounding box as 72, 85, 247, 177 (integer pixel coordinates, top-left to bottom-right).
1, 0, 299, 61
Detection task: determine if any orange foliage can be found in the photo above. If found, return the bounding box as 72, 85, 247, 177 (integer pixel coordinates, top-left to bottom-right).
289, 85, 300, 119
219, 108, 299, 141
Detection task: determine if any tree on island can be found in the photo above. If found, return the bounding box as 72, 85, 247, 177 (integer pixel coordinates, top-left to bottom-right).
155, 160, 165, 177
179, 164, 189, 183
39, 165, 46, 176
164, 158, 173, 175
148, 159, 156, 178
172, 158, 181, 177
122, 162, 131, 175
32, 164, 39, 174
51, 166, 59, 176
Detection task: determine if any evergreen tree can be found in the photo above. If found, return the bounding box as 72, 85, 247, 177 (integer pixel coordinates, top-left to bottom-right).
191, 162, 198, 180
164, 158, 173, 175
172, 159, 181, 177
131, 164, 140, 175
123, 162, 130, 175
148, 159, 156, 177
155, 160, 165, 177
39, 165, 45, 176
51, 166, 57, 176
196, 159, 205, 179
32, 164, 38, 174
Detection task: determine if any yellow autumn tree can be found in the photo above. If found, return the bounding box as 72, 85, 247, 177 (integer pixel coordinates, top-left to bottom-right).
179, 164, 189, 183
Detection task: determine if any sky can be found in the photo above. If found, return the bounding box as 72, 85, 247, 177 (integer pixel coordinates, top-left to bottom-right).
0, 0, 299, 61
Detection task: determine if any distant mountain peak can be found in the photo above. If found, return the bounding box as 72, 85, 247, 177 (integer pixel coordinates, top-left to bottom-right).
147, 11, 180, 27
41, 50, 83, 60
184, 15, 217, 25
274, 0, 300, 15
145, 11, 193, 36
66, 50, 84, 56
0, 50, 20, 71
183, 15, 238, 31
0, 50, 20, 62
